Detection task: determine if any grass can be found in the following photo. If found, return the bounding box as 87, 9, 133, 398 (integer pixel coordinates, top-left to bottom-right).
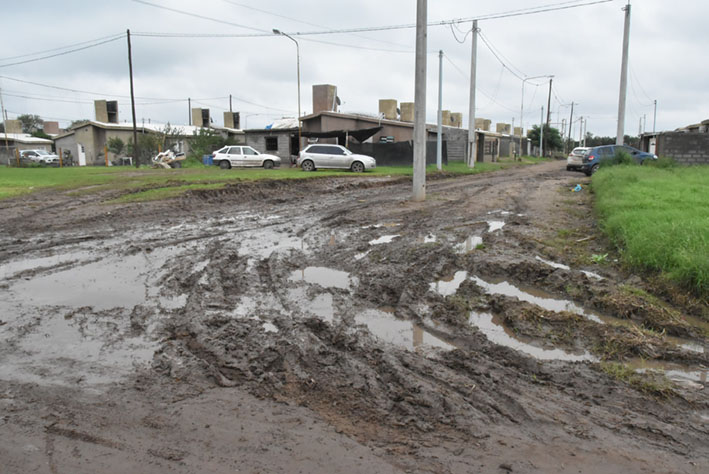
599, 362, 675, 398
0, 155, 549, 201
592, 165, 709, 298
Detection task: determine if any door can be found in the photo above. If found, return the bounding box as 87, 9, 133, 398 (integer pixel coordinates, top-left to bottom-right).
241, 146, 261, 167
326, 145, 348, 168
77, 144, 86, 166
226, 146, 243, 167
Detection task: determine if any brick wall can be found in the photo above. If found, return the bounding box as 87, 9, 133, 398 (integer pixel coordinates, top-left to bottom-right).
657, 132, 709, 165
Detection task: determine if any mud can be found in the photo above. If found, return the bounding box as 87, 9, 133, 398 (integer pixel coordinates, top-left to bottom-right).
1, 161, 708, 473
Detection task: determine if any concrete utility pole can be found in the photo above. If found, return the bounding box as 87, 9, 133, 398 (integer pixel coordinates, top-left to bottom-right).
653, 99, 657, 133
436, 50, 443, 171
127, 29, 139, 168
412, 0, 427, 202
616, 2, 631, 145
539, 106, 544, 157
567, 102, 575, 150
546, 78, 553, 127
467, 20, 478, 167
229, 94, 232, 113
273, 29, 301, 153
188, 98, 191, 125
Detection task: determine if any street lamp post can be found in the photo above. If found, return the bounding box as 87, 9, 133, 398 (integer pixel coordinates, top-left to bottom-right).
520, 74, 553, 159
273, 29, 301, 162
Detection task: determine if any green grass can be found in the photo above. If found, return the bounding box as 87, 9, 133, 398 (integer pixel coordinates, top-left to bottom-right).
599, 362, 674, 398
592, 165, 709, 298
0, 155, 549, 202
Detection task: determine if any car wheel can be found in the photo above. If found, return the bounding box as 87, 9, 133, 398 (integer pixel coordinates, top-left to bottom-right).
171, 161, 182, 169
263, 160, 274, 169
588, 164, 600, 176
301, 160, 315, 172
350, 161, 365, 173
566, 165, 572, 171
219, 160, 231, 170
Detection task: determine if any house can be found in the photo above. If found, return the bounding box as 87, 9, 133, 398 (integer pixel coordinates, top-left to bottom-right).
244, 118, 300, 162
54, 120, 245, 166
640, 119, 709, 165
0, 130, 54, 165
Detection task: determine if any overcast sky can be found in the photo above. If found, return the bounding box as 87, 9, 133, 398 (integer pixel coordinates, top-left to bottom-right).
1, 0, 707, 139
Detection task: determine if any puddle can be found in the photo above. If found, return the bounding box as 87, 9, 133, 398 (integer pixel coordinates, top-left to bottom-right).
487, 210, 512, 216
471, 276, 604, 324
287, 288, 335, 323
239, 231, 306, 259
262, 322, 279, 333
416, 234, 437, 244
355, 309, 454, 352
626, 358, 708, 386
289, 267, 356, 290
535, 256, 571, 271
354, 250, 371, 261
457, 235, 483, 253
487, 221, 505, 232
430, 271, 468, 297
0, 312, 156, 386
469, 311, 597, 362
369, 235, 400, 245
581, 270, 604, 280
363, 223, 401, 229
0, 251, 96, 280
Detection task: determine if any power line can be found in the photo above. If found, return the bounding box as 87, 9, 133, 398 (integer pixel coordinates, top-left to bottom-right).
0, 33, 127, 62
130, 0, 269, 33
443, 53, 518, 113
0, 34, 126, 69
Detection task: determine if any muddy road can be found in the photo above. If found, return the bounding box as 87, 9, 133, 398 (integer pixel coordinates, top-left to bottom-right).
1, 161, 707, 473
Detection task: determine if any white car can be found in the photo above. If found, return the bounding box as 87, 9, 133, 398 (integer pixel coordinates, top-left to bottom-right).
212, 145, 281, 170
21, 149, 60, 165
566, 147, 590, 171
297, 144, 376, 172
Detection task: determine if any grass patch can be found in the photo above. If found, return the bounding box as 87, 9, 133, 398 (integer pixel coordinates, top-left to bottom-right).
593, 165, 709, 298
0, 157, 548, 202
599, 362, 675, 398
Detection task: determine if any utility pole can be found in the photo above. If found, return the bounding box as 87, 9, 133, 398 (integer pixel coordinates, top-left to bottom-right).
412, 0, 427, 202
567, 102, 574, 151
653, 99, 657, 133
546, 78, 553, 127
127, 29, 139, 168
436, 50, 443, 171
188, 98, 191, 125
0, 87, 9, 164
539, 106, 544, 157
467, 20, 478, 167
229, 94, 233, 113
616, 2, 631, 145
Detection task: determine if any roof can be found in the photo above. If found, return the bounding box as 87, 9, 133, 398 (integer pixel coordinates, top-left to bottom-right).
265, 117, 299, 130
57, 120, 244, 138
0, 133, 53, 144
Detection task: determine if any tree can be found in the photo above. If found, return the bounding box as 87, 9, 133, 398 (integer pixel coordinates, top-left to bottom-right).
69, 119, 90, 129
107, 137, 125, 156
187, 128, 240, 160
527, 124, 563, 152
17, 114, 44, 134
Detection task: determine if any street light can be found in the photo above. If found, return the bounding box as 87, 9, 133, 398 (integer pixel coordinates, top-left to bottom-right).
520, 74, 553, 159
273, 28, 301, 161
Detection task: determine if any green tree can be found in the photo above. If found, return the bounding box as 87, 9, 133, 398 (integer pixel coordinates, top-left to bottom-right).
69, 119, 90, 128
107, 137, 125, 156
187, 128, 240, 160
17, 114, 44, 134
527, 124, 563, 152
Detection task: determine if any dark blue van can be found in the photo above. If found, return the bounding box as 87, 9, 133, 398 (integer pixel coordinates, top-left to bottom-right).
579, 145, 657, 176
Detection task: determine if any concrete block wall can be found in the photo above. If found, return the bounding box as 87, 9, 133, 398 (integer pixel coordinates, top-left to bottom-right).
658, 132, 709, 164
379, 99, 398, 120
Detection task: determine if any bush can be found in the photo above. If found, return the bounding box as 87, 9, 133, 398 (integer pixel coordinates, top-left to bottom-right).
647, 156, 676, 169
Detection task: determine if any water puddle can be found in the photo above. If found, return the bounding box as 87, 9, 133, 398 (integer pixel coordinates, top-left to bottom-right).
469, 311, 597, 362
363, 223, 401, 229
487, 221, 505, 232
581, 270, 604, 280
262, 322, 279, 333
0, 251, 96, 280
369, 235, 400, 245
355, 309, 454, 352
289, 267, 356, 290
0, 312, 156, 386
430, 271, 468, 297
456, 235, 483, 253
239, 231, 306, 259
354, 250, 371, 261
626, 358, 708, 387
287, 288, 335, 323
471, 276, 604, 324
535, 256, 571, 271
416, 234, 437, 244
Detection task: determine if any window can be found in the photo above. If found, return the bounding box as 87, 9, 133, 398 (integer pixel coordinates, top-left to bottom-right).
242, 147, 258, 155
308, 146, 328, 154
325, 146, 345, 155
228, 146, 241, 154
265, 137, 278, 151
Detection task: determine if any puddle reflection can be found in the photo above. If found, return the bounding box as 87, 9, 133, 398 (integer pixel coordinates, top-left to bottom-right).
356, 309, 454, 352
469, 311, 597, 362
369, 235, 400, 245
289, 267, 356, 290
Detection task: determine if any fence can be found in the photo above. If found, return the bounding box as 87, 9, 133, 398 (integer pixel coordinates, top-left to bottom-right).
348, 141, 448, 167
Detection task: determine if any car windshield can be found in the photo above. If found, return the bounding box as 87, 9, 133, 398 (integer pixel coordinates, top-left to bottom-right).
36, 150, 50, 155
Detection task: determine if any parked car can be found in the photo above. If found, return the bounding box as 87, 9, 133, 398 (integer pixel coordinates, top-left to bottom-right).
297, 144, 376, 172
20, 149, 60, 165
566, 147, 590, 171
212, 145, 281, 170
573, 144, 657, 176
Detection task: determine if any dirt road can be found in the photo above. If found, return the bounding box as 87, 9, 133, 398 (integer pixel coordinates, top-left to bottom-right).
1, 161, 707, 473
